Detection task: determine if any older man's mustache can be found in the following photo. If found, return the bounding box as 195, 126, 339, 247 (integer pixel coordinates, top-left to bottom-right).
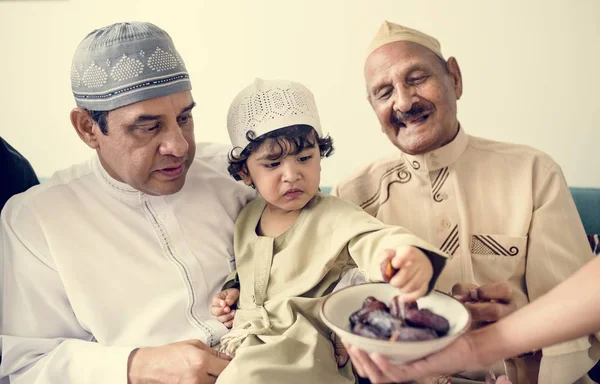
391, 102, 435, 126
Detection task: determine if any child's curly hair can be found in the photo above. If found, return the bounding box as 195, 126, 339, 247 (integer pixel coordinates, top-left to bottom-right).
228, 124, 334, 181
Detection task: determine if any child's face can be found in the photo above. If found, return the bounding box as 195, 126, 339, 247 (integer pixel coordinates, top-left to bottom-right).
242, 141, 321, 213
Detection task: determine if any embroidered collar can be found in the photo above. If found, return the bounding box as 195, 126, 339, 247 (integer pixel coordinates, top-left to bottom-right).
401, 126, 468, 172
93, 155, 143, 204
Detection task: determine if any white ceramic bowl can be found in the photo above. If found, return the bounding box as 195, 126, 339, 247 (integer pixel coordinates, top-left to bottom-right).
320, 283, 471, 364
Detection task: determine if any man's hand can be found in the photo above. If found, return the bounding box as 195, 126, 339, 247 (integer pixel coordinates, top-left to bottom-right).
382, 246, 434, 301
127, 340, 232, 384
210, 288, 240, 328
451, 282, 516, 327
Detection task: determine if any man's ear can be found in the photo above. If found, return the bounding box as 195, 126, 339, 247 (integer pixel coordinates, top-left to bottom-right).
238, 166, 254, 188
446, 57, 463, 101
70, 108, 101, 149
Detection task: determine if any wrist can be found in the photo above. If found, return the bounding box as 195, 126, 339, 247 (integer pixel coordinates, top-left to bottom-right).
467, 326, 503, 369
127, 348, 143, 384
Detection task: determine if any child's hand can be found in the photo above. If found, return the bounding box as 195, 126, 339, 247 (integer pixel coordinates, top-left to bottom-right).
210, 288, 240, 328
381, 246, 433, 301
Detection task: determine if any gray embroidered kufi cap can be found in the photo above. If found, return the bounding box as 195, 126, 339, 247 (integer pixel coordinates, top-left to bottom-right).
70, 22, 191, 111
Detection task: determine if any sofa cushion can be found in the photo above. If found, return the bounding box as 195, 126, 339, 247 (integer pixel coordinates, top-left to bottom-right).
570, 187, 600, 235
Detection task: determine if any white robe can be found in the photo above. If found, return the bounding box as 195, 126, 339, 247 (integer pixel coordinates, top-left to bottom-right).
0, 143, 255, 383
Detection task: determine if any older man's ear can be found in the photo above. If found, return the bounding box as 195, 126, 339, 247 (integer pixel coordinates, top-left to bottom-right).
445, 57, 463, 101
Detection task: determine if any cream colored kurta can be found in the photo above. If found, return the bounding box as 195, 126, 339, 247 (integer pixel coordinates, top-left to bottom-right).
333, 128, 598, 383
216, 194, 447, 384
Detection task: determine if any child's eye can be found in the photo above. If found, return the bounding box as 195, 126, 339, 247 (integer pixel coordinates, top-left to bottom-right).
298, 155, 312, 163
264, 162, 280, 168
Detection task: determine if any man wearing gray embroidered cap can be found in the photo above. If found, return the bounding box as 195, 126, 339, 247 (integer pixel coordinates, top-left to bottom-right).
1, 22, 255, 383
334, 21, 599, 383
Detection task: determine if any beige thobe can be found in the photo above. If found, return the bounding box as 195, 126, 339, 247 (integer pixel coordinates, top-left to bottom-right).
216, 194, 447, 384
333, 128, 598, 384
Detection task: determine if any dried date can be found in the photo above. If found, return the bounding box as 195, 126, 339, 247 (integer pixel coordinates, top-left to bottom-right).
362, 309, 404, 338
404, 308, 450, 335
380, 255, 398, 282
362, 296, 388, 312
349, 297, 389, 327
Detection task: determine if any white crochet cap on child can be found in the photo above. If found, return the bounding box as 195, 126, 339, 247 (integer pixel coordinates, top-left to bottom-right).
227, 78, 323, 154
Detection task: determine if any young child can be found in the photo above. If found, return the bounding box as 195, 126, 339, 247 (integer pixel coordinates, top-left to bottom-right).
211, 78, 448, 384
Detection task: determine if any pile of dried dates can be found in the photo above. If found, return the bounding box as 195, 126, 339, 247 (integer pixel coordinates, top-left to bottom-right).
349, 257, 450, 341
349, 296, 450, 341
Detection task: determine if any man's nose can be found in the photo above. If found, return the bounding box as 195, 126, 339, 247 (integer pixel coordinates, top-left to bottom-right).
158, 123, 189, 158
392, 84, 417, 114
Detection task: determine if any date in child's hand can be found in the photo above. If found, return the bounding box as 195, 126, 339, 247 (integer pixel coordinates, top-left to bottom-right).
380, 246, 433, 302
210, 288, 240, 328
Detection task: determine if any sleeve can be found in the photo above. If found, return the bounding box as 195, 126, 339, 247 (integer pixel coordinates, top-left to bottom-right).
1, 200, 135, 384
331, 180, 381, 219
525, 163, 599, 359
330, 201, 447, 294
222, 269, 240, 290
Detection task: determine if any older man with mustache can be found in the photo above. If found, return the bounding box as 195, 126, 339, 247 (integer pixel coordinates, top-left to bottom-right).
334, 21, 598, 384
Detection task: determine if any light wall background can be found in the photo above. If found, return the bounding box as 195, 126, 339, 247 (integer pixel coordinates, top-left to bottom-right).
1, 0, 599, 187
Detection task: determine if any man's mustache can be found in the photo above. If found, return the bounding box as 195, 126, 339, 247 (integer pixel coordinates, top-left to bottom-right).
390, 102, 434, 126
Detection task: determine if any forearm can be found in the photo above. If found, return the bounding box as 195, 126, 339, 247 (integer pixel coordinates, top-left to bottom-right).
3, 336, 135, 384
470, 257, 600, 366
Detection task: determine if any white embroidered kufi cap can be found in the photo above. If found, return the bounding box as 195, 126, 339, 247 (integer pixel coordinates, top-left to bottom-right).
227, 78, 323, 153
71, 21, 191, 111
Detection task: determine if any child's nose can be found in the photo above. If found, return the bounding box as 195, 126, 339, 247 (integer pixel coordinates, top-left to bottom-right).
282, 164, 300, 182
